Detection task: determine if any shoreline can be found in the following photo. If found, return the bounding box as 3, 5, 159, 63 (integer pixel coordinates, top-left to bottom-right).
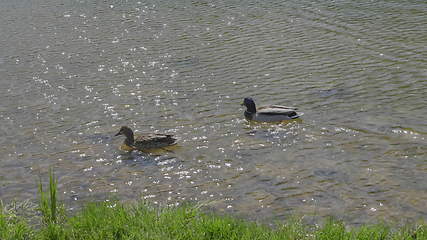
1, 172, 425, 240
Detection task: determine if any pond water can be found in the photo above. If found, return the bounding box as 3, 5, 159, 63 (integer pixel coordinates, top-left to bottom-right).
1, 0, 426, 225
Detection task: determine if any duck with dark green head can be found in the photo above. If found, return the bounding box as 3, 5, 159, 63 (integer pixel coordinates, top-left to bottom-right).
241, 97, 300, 122
115, 126, 178, 151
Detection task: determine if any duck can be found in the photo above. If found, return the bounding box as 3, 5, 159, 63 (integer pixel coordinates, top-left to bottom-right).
114, 126, 178, 151
241, 97, 300, 122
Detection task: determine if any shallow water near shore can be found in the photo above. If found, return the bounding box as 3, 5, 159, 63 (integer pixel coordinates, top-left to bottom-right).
0, 0, 426, 225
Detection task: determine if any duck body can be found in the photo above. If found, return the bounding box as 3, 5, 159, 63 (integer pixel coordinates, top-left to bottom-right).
242, 97, 300, 122
115, 126, 178, 151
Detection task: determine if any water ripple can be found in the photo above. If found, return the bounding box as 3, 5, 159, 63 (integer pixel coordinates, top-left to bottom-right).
0, 0, 426, 225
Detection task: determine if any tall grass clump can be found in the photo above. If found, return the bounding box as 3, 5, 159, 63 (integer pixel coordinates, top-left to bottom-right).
37, 169, 66, 239
38, 169, 59, 225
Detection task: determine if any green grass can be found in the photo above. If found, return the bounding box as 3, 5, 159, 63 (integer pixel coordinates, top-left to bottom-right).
0, 171, 426, 240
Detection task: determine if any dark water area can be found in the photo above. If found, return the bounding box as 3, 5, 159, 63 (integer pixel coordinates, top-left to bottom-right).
0, 0, 426, 225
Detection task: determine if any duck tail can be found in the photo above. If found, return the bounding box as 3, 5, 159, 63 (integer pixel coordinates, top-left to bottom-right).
290, 114, 300, 119
167, 135, 179, 145
292, 111, 304, 119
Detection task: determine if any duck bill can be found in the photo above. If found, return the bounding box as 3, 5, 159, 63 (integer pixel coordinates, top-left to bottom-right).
114, 131, 122, 136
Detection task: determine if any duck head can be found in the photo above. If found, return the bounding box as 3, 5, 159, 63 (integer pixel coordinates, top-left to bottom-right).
115, 126, 134, 145
241, 97, 257, 113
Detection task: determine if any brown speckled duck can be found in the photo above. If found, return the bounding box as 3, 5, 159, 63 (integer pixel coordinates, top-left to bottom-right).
115, 126, 178, 151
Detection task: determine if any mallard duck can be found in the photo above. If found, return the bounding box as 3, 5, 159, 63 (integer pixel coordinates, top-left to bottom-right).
115, 126, 178, 151
241, 97, 300, 122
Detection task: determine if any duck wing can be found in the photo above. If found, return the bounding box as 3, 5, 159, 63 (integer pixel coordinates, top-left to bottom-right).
136, 133, 177, 144
258, 105, 298, 111
257, 107, 298, 116
134, 133, 178, 149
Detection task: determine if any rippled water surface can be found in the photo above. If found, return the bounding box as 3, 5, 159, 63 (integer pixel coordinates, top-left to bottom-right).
1, 0, 426, 225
